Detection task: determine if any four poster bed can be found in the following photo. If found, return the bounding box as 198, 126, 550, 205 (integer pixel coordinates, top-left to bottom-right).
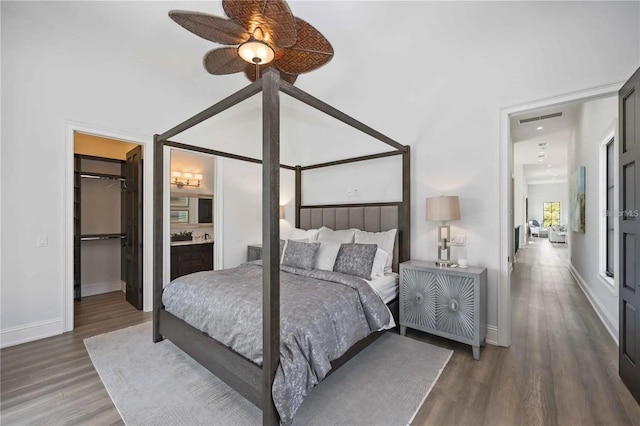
153, 69, 411, 425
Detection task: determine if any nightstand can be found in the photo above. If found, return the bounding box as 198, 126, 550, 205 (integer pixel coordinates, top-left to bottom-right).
247, 244, 262, 262
399, 260, 487, 360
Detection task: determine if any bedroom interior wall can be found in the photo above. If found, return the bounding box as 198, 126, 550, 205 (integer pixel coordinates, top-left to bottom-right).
526, 183, 569, 227
0, 1, 294, 345
294, 1, 639, 337
1, 1, 638, 346
568, 96, 619, 341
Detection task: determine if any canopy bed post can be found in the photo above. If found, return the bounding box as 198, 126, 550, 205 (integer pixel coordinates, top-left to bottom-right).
152, 133, 164, 343
402, 145, 411, 261
295, 165, 301, 228
261, 68, 281, 426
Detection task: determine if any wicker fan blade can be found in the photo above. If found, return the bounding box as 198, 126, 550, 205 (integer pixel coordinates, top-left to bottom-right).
169, 10, 250, 45
275, 18, 333, 75
203, 47, 247, 75
222, 0, 296, 49
244, 63, 297, 84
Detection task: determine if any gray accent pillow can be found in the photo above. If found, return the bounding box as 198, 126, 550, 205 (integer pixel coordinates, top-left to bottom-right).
333, 243, 378, 280
282, 240, 320, 270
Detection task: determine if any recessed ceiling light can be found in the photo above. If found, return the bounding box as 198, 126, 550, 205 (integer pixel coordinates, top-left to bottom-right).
547, 164, 552, 167
537, 126, 543, 130
538, 159, 543, 162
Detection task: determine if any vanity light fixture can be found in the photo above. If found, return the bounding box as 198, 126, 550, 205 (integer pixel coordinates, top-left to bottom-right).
171, 171, 202, 188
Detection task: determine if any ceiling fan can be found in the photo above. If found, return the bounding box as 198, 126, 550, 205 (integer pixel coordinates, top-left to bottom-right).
169, 0, 334, 85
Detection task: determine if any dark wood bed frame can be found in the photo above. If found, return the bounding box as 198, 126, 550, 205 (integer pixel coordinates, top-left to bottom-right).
153, 69, 410, 425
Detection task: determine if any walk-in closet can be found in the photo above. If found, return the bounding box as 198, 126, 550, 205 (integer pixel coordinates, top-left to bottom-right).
73, 133, 143, 325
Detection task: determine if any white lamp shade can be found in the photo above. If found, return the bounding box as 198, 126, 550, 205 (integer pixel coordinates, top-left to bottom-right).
171, 171, 181, 178
183, 172, 193, 179
194, 173, 203, 181
426, 196, 461, 221
238, 40, 275, 65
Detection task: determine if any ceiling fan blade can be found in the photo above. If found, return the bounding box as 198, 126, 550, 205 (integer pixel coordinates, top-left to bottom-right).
275, 18, 333, 74
203, 47, 247, 75
244, 63, 297, 84
223, 0, 297, 49
169, 10, 249, 45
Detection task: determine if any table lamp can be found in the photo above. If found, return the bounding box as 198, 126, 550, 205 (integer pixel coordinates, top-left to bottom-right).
426, 196, 460, 266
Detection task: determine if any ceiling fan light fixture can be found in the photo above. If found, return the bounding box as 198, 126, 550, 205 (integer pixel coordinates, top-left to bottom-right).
238, 38, 274, 65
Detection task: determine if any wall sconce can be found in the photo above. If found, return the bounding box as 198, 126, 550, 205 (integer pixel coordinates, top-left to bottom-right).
279, 206, 285, 219
426, 196, 461, 266
171, 171, 202, 188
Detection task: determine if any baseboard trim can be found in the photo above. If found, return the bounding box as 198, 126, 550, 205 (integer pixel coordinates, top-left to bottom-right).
486, 325, 499, 346
1, 318, 63, 348
567, 263, 618, 345
82, 280, 124, 297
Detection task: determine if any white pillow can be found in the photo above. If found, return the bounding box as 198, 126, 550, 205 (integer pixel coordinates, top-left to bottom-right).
354, 229, 397, 272
289, 228, 319, 242
370, 248, 389, 278
313, 242, 341, 271
317, 226, 356, 243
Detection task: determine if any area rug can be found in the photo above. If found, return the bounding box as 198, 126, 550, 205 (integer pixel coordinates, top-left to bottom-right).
85, 322, 452, 425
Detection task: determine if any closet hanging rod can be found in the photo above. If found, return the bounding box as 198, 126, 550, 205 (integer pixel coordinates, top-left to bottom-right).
80, 172, 126, 181
80, 234, 125, 241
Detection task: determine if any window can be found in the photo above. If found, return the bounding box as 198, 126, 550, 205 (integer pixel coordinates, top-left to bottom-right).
543, 202, 560, 227
605, 138, 614, 278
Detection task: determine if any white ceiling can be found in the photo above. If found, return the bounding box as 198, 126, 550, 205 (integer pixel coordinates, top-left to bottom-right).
511, 103, 580, 185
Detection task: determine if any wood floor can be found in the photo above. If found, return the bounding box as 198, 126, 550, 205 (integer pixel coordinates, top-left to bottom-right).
414, 239, 640, 425
0, 291, 150, 425
1, 241, 639, 425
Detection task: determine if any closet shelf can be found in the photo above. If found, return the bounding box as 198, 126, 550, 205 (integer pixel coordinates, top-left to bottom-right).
80, 172, 126, 181
80, 233, 125, 241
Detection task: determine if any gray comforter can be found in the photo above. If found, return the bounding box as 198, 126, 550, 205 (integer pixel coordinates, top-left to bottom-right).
162, 262, 391, 425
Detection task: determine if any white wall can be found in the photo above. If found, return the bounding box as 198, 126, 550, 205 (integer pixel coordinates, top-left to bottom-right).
297, 2, 639, 332
527, 183, 569, 227
1, 1, 639, 346
0, 1, 294, 346
568, 96, 619, 339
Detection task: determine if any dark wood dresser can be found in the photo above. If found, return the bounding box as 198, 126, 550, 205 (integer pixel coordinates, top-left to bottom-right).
170, 242, 214, 280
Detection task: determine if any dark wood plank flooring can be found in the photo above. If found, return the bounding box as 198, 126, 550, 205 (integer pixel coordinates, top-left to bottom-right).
1, 241, 639, 425
414, 239, 640, 425
1, 291, 150, 425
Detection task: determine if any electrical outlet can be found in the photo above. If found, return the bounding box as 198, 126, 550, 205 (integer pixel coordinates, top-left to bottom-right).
450, 235, 466, 246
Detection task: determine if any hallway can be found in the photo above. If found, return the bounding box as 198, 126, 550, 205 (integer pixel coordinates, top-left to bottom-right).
415, 239, 640, 425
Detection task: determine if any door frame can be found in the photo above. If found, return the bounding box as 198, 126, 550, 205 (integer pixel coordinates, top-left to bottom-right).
498, 81, 623, 347
63, 121, 153, 331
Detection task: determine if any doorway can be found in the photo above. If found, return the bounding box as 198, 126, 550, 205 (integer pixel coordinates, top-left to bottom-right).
498, 83, 622, 347
168, 149, 216, 281
64, 122, 153, 332
73, 133, 143, 326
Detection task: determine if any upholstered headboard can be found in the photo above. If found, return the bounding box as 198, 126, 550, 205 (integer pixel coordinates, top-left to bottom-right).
298, 204, 403, 272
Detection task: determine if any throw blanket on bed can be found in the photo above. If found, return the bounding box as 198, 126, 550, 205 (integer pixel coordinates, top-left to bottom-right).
162, 262, 391, 425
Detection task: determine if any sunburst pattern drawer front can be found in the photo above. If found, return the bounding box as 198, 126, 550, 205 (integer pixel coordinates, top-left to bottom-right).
433, 273, 475, 340
401, 269, 475, 340
401, 268, 437, 330
399, 261, 487, 353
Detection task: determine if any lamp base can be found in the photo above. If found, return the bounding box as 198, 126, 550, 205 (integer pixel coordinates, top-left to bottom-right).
435, 259, 452, 267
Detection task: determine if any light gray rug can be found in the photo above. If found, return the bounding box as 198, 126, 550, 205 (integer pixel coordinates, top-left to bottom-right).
85, 322, 452, 426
